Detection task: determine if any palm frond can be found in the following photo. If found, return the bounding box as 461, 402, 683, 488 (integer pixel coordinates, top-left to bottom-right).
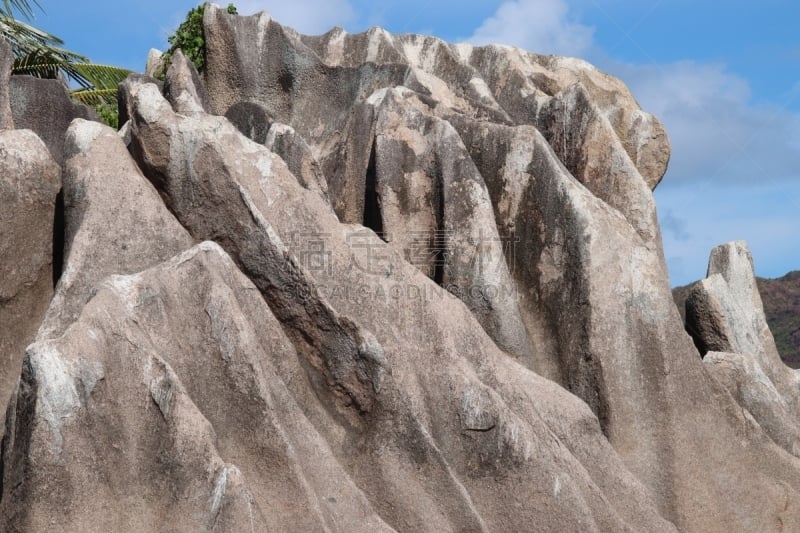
70, 88, 118, 107
0, 16, 74, 57
13, 49, 92, 87
70, 63, 132, 91
1, 0, 42, 20
12, 46, 129, 88
12, 56, 58, 77
70, 65, 132, 107
68, 64, 133, 126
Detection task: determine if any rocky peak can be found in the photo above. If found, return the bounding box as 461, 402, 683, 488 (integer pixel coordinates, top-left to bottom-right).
682, 241, 800, 459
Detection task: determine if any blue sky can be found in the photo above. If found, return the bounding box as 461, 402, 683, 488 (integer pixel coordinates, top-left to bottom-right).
25, 0, 800, 286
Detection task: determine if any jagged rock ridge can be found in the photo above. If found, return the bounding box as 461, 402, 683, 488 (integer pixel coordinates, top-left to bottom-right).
0, 7, 799, 532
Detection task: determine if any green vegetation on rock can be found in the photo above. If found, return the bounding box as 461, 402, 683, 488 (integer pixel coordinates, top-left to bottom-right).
159, 2, 238, 78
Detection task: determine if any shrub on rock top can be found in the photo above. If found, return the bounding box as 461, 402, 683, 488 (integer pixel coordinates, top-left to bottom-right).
159, 2, 238, 78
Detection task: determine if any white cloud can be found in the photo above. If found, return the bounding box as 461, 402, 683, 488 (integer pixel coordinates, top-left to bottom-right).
626, 61, 800, 283
235, 0, 355, 35
610, 60, 800, 184
468, 0, 593, 56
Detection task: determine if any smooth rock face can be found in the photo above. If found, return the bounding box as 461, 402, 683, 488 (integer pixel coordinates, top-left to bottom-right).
0, 129, 60, 432
0, 39, 13, 129
704, 350, 800, 457
124, 76, 677, 532
686, 241, 800, 457
9, 76, 100, 164
36, 119, 194, 340
164, 49, 211, 115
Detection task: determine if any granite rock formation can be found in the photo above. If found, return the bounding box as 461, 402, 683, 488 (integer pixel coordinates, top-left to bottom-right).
0, 6, 799, 532
0, 129, 60, 439
676, 270, 800, 368
684, 241, 800, 457
9, 76, 100, 165
197, 8, 800, 531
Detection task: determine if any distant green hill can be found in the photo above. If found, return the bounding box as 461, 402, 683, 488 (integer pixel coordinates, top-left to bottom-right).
673, 271, 800, 369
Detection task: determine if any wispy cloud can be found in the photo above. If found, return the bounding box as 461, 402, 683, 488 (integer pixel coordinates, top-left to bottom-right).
660, 209, 690, 242
236, 0, 355, 34
614, 60, 800, 185
468, 0, 593, 56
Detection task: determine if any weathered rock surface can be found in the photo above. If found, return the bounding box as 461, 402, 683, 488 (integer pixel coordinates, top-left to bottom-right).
264, 122, 329, 200
194, 8, 800, 531
687, 242, 781, 357
0, 129, 60, 431
2, 7, 800, 533
224, 100, 272, 144
123, 75, 679, 532
145, 48, 164, 78
365, 87, 531, 358
36, 119, 194, 340
0, 39, 13, 129
164, 49, 211, 115
200, 6, 667, 357
203, 10, 668, 246
674, 271, 800, 368
9, 76, 100, 164
686, 241, 800, 457
1, 242, 394, 532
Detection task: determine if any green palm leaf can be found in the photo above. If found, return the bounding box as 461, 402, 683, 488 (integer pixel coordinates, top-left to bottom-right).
71, 63, 132, 90
71, 65, 133, 106
13, 49, 131, 89
70, 88, 117, 107
0, 16, 72, 53
13, 49, 92, 87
